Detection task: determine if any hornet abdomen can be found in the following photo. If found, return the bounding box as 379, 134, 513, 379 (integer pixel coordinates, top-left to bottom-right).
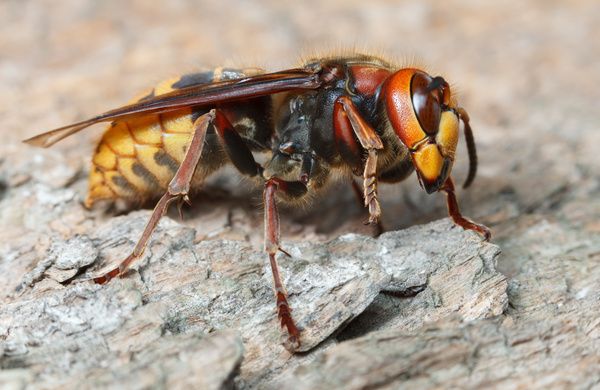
86, 67, 271, 207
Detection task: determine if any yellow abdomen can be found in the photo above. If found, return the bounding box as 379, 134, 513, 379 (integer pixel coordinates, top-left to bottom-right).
86, 67, 266, 207
87, 107, 195, 207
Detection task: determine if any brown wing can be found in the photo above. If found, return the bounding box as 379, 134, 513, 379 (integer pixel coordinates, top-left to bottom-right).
24, 68, 324, 148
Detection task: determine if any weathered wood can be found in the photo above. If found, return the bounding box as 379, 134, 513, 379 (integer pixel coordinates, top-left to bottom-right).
0, 201, 506, 389
277, 220, 600, 389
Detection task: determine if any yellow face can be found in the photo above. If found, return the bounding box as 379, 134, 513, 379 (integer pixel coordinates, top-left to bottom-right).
384, 69, 461, 193
411, 109, 459, 193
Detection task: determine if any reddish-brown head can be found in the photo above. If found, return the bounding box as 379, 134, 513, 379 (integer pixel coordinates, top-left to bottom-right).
382, 68, 477, 193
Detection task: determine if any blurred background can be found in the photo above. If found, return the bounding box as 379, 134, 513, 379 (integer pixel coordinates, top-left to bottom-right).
1, 0, 599, 276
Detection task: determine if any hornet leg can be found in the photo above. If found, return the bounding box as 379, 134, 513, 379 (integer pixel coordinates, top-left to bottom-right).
94, 109, 263, 284
334, 96, 384, 224
94, 111, 213, 284
264, 177, 308, 349
350, 180, 384, 236
442, 177, 491, 240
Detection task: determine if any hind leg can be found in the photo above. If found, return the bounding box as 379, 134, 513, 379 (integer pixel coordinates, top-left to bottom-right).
94, 109, 262, 283
93, 111, 214, 283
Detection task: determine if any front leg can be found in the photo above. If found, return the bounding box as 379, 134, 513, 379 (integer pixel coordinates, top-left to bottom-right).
350, 180, 384, 235
334, 96, 384, 224
442, 177, 491, 240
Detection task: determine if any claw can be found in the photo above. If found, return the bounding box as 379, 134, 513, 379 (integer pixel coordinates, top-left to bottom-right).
276, 290, 301, 349
93, 267, 120, 284
285, 333, 301, 351
476, 224, 492, 241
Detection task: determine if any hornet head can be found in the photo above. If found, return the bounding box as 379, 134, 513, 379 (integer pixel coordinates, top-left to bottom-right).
382, 68, 478, 193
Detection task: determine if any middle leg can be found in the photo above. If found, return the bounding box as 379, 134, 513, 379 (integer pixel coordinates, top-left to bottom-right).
263, 177, 308, 349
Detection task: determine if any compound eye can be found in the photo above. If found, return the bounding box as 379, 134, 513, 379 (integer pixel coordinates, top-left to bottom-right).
411, 73, 442, 135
